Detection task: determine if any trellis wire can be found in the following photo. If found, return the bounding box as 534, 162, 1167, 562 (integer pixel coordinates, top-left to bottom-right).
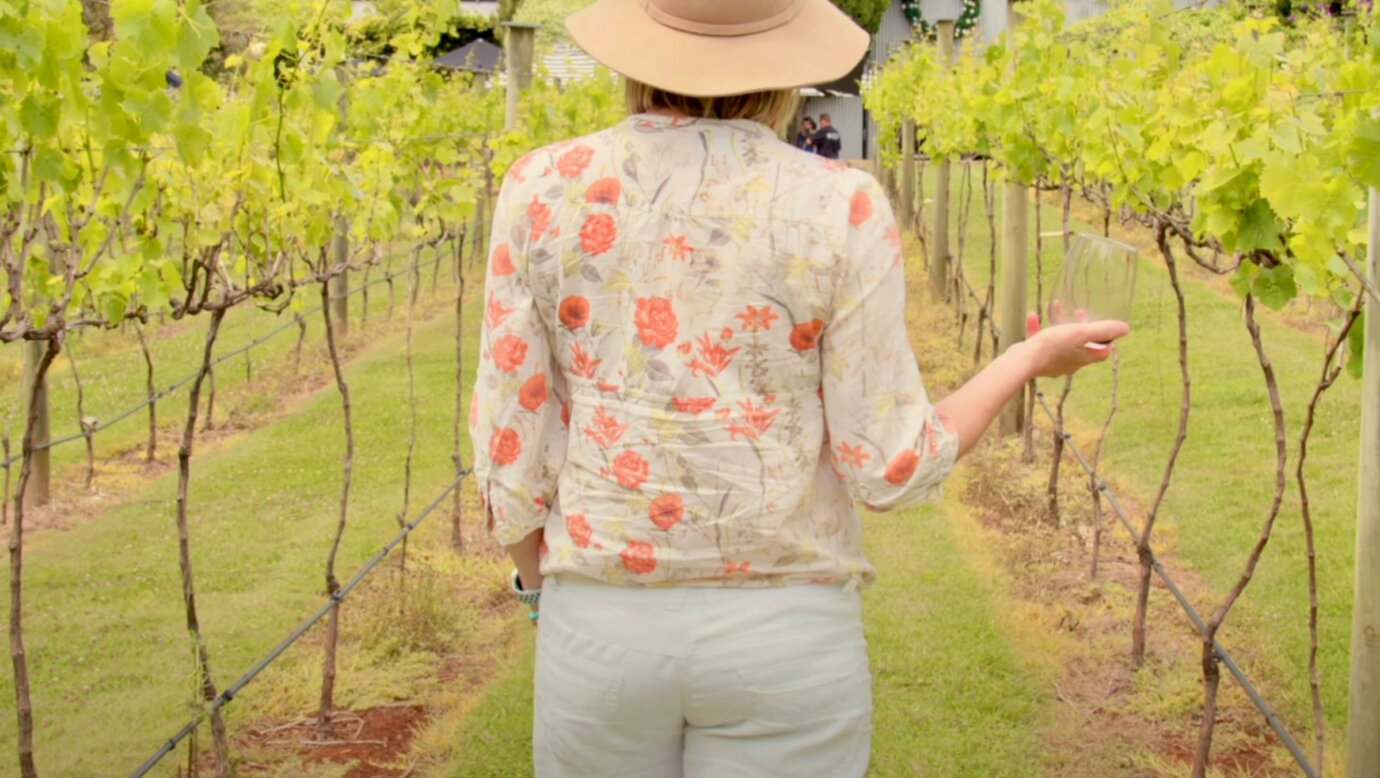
1, 250, 448, 469
1034, 389, 1316, 778
129, 468, 471, 778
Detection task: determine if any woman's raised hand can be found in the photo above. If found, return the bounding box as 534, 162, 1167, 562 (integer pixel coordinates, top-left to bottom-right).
1022, 310, 1130, 378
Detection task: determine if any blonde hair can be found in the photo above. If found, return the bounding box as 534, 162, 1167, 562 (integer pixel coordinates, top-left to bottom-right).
625, 80, 798, 132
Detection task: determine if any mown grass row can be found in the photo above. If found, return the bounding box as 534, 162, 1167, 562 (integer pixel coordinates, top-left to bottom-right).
0, 255, 488, 775
933, 165, 1361, 734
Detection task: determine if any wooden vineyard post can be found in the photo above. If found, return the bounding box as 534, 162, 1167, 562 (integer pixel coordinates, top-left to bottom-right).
329, 66, 350, 336
20, 343, 49, 507
503, 22, 538, 132
899, 119, 915, 233
929, 19, 956, 299
997, 1, 1028, 436
1348, 183, 1380, 777
20, 241, 61, 506
330, 215, 349, 337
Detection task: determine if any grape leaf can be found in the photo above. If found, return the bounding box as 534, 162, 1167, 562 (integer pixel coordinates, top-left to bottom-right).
1235, 199, 1282, 253
1253, 264, 1296, 310
1347, 310, 1366, 380
19, 95, 58, 140
175, 0, 219, 72
1348, 116, 1380, 189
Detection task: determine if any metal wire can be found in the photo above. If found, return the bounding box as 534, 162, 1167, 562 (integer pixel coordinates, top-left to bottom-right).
1, 250, 450, 469
1034, 389, 1317, 778
128, 468, 471, 778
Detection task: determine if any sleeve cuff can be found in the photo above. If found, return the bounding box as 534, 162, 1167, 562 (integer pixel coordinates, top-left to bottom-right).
481, 481, 551, 546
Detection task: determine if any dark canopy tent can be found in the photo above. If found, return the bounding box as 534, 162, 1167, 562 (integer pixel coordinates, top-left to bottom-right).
434, 39, 503, 73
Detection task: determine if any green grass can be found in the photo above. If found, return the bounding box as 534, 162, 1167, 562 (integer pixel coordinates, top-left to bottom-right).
441, 496, 1050, 777
0, 261, 484, 776
933, 164, 1361, 733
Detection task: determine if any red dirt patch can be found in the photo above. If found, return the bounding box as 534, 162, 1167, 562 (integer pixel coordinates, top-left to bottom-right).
235, 705, 428, 777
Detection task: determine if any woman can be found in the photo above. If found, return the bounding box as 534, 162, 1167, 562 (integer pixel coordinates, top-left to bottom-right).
468, 1, 1129, 775
796, 115, 817, 152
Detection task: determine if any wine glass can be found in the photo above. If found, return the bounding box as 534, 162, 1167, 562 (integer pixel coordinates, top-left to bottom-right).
1047, 233, 1138, 350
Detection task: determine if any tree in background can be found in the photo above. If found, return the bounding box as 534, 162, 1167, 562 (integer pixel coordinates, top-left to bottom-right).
831, 0, 889, 33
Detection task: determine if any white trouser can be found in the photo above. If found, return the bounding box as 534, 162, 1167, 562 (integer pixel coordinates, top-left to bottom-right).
533, 574, 873, 778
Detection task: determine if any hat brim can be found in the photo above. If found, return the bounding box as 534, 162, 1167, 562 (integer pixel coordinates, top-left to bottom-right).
566, 0, 871, 97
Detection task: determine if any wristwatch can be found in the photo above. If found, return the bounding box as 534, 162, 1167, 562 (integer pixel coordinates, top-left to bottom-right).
511, 569, 542, 608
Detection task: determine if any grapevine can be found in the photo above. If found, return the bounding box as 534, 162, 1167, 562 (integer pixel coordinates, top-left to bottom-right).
868, 0, 1379, 772
1, 0, 623, 772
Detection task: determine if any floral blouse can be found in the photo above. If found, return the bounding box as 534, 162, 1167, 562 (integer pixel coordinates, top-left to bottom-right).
468, 113, 959, 588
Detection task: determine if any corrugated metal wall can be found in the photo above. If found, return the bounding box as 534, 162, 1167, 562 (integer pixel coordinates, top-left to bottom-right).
874, 0, 916, 63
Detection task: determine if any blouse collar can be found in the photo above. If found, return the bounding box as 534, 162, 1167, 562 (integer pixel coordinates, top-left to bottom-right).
625, 112, 778, 139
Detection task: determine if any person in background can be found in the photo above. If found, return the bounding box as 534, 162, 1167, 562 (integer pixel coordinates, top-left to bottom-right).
796, 115, 817, 151
812, 112, 842, 159
470, 1, 1130, 775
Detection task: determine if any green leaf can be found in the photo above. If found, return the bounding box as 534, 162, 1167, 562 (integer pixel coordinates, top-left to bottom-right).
172, 122, 210, 164
111, 0, 155, 39
19, 95, 59, 140
1235, 199, 1282, 252
1269, 121, 1301, 154
1253, 264, 1297, 310
101, 292, 128, 324
1348, 116, 1380, 189
311, 71, 345, 112
1259, 151, 1302, 219
0, 21, 44, 66
1347, 310, 1365, 380
175, 0, 219, 71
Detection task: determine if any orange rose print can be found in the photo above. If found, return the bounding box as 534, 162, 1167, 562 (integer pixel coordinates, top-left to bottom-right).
491, 334, 528, 373
491, 243, 514, 276
849, 190, 873, 226
556, 144, 594, 178
789, 319, 825, 352
884, 449, 920, 485
586, 177, 621, 204
580, 213, 618, 255
558, 295, 591, 329
612, 450, 649, 490
648, 493, 683, 530
528, 196, 551, 242
635, 297, 679, 349
620, 540, 658, 574
566, 512, 593, 549
518, 374, 547, 411
489, 427, 521, 466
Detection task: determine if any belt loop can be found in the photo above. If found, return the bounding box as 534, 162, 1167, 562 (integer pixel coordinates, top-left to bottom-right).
841, 576, 859, 595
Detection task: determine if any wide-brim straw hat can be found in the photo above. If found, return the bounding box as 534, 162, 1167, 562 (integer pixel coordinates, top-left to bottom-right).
566, 0, 871, 97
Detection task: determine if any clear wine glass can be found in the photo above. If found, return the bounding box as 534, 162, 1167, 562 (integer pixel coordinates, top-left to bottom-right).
1047, 233, 1138, 350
